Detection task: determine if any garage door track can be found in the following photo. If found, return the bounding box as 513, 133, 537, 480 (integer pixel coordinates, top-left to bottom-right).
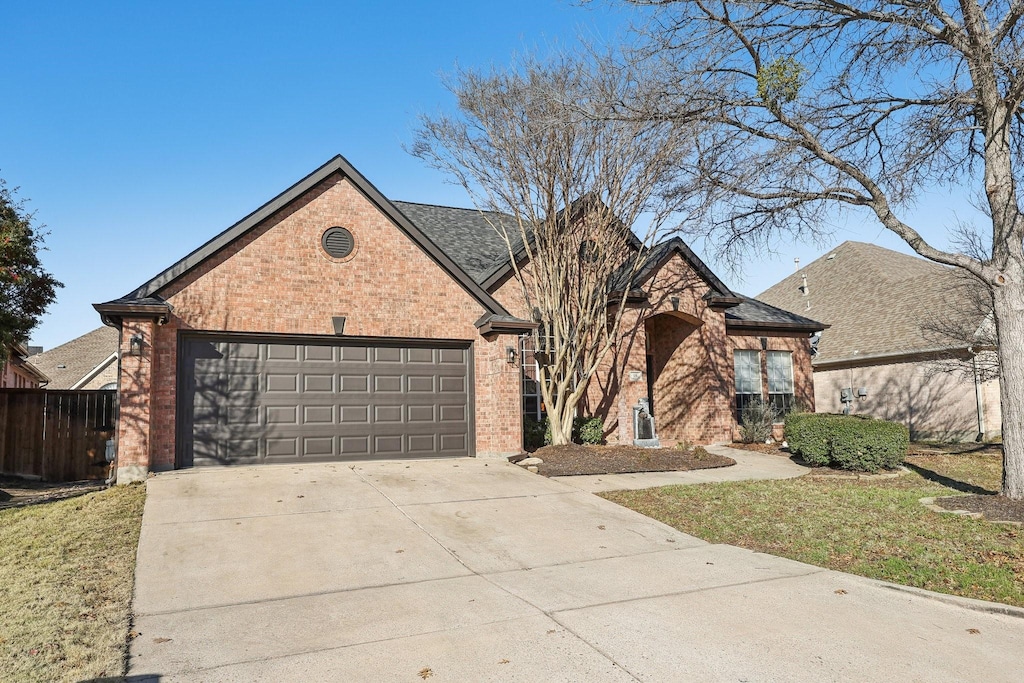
130, 459, 1024, 681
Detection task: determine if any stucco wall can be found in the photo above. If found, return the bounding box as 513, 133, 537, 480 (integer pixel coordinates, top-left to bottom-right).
813, 358, 999, 441
117, 173, 522, 475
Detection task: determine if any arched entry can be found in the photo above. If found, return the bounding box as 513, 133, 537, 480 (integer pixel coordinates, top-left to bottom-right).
643, 311, 724, 444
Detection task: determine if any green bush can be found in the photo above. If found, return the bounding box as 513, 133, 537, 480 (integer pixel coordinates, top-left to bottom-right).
523, 416, 548, 450
785, 413, 908, 472
739, 398, 779, 444
523, 415, 605, 447
576, 416, 605, 445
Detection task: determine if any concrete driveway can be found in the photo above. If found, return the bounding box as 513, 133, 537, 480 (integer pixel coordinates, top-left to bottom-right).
130, 458, 1024, 682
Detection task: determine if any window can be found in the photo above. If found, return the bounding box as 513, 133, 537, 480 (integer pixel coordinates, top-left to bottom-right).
520, 335, 544, 421
766, 350, 795, 417
733, 349, 761, 421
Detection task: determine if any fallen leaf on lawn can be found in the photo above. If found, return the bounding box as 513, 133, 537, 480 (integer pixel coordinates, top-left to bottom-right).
967, 628, 980, 634
127, 631, 140, 640
418, 667, 433, 679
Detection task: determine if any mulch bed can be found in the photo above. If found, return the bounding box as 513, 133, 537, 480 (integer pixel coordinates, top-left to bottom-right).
521, 444, 735, 477
0, 476, 105, 511
933, 494, 1024, 524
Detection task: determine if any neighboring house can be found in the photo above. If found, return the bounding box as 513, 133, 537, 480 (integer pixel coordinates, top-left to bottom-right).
1, 342, 49, 389
25, 326, 120, 390
94, 155, 824, 482
757, 241, 1001, 441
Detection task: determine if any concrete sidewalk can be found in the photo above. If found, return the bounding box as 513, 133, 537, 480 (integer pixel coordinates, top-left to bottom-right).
129, 458, 1024, 682
553, 444, 808, 492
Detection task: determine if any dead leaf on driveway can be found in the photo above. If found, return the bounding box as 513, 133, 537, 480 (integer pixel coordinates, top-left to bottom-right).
152, 637, 172, 644
967, 628, 981, 634
834, 589, 848, 595
418, 667, 433, 679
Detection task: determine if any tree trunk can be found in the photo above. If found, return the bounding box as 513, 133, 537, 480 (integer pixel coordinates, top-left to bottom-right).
993, 281, 1024, 499
547, 406, 574, 445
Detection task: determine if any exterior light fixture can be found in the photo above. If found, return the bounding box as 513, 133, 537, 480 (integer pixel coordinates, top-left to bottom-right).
129, 334, 144, 356
506, 345, 517, 365
670, 296, 680, 311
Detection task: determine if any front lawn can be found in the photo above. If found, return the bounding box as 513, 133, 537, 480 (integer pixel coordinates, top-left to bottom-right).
0, 484, 146, 681
602, 452, 1024, 608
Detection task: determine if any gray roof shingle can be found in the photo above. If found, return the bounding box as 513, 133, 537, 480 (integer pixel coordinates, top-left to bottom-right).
392, 201, 524, 286
756, 241, 986, 364
725, 295, 825, 330
26, 326, 119, 389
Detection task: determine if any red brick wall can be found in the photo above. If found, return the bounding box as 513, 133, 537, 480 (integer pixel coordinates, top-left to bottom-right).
116, 319, 153, 478
119, 173, 522, 472
728, 331, 815, 441
492, 252, 817, 446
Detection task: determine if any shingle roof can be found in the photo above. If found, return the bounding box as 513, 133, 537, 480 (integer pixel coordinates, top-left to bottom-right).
756, 241, 984, 364
725, 295, 825, 331
26, 326, 119, 390
392, 201, 523, 285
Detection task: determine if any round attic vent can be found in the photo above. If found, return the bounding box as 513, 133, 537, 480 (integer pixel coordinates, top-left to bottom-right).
321, 227, 354, 259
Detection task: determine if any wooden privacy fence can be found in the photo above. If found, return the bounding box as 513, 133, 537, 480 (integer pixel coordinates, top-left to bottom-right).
0, 389, 117, 482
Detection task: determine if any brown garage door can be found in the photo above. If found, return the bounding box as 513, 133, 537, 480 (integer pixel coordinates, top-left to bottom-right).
177, 336, 472, 466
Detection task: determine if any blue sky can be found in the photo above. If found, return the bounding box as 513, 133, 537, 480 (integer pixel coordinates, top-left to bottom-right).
3, 1, 986, 350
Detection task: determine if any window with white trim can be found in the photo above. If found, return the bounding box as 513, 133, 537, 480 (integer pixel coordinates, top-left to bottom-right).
734, 349, 762, 420
766, 350, 795, 416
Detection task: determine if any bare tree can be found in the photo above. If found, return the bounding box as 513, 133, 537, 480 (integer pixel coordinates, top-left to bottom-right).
411, 51, 693, 445
615, 0, 1024, 498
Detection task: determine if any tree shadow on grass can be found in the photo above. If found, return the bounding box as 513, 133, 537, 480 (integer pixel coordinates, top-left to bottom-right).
903, 462, 997, 495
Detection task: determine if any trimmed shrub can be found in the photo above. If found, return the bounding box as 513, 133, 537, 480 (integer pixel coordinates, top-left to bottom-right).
576, 416, 605, 445
785, 413, 908, 472
739, 398, 779, 444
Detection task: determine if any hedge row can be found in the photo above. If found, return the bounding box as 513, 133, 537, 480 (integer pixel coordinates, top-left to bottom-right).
784, 412, 909, 472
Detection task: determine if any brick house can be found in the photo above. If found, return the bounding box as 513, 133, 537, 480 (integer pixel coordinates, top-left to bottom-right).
95, 155, 823, 482
1, 342, 49, 389
26, 326, 119, 390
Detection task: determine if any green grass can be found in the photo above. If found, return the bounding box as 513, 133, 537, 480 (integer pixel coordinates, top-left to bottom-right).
0, 485, 146, 682
602, 453, 1024, 608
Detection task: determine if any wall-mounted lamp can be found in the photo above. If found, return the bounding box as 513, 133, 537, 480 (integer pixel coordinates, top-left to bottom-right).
670, 296, 680, 312
506, 345, 517, 365
129, 334, 144, 356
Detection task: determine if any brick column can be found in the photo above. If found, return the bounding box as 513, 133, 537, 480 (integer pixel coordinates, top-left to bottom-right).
116, 318, 156, 483
474, 333, 523, 458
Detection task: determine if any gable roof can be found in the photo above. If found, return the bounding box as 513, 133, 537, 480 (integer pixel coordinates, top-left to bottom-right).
99, 155, 516, 323
26, 326, 119, 390
756, 241, 984, 364
623, 237, 738, 299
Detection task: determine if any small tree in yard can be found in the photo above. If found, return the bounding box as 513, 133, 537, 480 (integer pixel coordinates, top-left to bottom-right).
411, 52, 694, 445
0, 180, 61, 366
615, 0, 1024, 499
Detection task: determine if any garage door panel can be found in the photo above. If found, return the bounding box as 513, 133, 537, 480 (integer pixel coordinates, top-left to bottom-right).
340, 375, 369, 392
302, 345, 334, 362
302, 374, 334, 392
180, 337, 471, 466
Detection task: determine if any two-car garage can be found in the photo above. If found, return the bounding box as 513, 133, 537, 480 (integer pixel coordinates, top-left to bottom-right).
176, 335, 473, 466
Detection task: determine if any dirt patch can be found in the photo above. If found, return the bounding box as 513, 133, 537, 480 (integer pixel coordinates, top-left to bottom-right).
525, 444, 735, 477
933, 494, 1024, 524
0, 476, 105, 511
